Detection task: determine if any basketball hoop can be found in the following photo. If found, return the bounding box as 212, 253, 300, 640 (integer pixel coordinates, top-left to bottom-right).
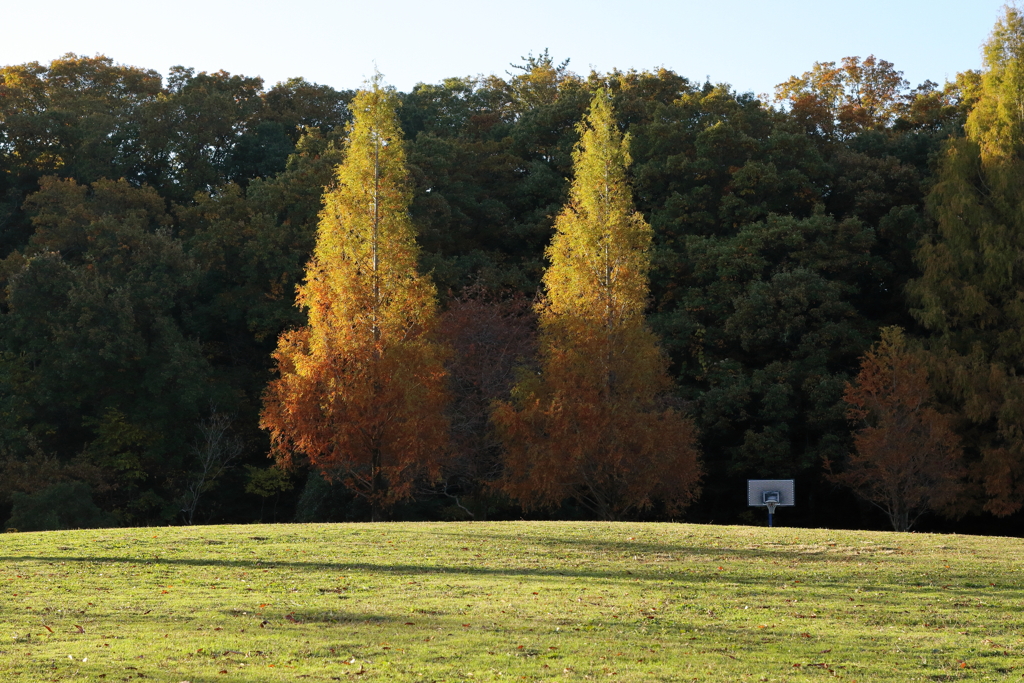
747, 480, 794, 528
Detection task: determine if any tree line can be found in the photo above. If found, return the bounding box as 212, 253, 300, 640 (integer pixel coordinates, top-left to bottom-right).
1, 6, 1022, 532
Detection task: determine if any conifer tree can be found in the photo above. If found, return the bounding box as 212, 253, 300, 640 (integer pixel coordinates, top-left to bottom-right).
260, 79, 449, 521
908, 5, 1024, 515
492, 90, 701, 520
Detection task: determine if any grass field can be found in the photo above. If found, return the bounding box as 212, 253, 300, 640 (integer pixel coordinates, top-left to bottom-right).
1, 521, 1023, 682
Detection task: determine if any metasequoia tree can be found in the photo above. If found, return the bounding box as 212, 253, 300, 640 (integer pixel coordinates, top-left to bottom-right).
492, 90, 701, 521
908, 5, 1024, 516
829, 328, 964, 532
260, 79, 449, 521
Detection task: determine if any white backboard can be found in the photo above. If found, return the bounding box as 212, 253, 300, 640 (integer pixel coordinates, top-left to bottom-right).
747, 479, 795, 507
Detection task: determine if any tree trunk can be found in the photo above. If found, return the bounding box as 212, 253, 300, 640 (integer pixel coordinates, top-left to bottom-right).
370, 445, 384, 522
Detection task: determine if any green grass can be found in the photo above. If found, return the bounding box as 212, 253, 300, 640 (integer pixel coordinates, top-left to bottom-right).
1, 522, 1023, 682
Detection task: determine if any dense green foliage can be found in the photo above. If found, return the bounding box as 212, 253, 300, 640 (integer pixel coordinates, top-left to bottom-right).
0, 16, 1018, 532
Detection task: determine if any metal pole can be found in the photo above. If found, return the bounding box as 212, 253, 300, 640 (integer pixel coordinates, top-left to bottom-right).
768, 511, 773, 527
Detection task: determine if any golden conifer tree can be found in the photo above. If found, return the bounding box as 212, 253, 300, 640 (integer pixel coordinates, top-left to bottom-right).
260, 79, 449, 521
908, 6, 1024, 515
492, 90, 701, 520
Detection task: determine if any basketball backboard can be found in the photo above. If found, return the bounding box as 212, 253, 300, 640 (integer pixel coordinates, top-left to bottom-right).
747, 479, 795, 507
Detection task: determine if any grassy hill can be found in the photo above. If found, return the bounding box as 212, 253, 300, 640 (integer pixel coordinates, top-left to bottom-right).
1, 521, 1022, 681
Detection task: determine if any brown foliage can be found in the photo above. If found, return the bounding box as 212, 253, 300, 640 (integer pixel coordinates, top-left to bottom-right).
493, 320, 701, 520
829, 327, 965, 531
439, 290, 536, 498
261, 321, 450, 516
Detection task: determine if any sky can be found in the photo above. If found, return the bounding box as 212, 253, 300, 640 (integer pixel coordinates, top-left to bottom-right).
1, 0, 1009, 96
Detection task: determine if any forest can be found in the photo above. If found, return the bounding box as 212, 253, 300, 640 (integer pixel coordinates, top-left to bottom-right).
2, 7, 1023, 534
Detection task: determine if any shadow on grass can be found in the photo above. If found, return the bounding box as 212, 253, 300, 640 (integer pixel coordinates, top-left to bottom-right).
0, 525, 988, 594
221, 607, 396, 625
420, 527, 880, 558
0, 549, 918, 590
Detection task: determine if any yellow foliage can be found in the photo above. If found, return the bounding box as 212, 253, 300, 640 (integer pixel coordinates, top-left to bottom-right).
967, 5, 1024, 162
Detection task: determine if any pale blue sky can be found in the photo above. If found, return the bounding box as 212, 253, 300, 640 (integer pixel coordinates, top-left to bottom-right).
2, 0, 1007, 96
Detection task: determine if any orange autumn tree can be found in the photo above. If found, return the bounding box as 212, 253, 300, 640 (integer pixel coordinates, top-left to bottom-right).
260, 79, 449, 521
829, 327, 964, 531
492, 90, 701, 521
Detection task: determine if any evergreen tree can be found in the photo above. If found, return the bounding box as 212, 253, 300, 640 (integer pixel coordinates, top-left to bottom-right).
908, 5, 1024, 515
260, 78, 450, 521
0, 177, 213, 523
493, 90, 701, 520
